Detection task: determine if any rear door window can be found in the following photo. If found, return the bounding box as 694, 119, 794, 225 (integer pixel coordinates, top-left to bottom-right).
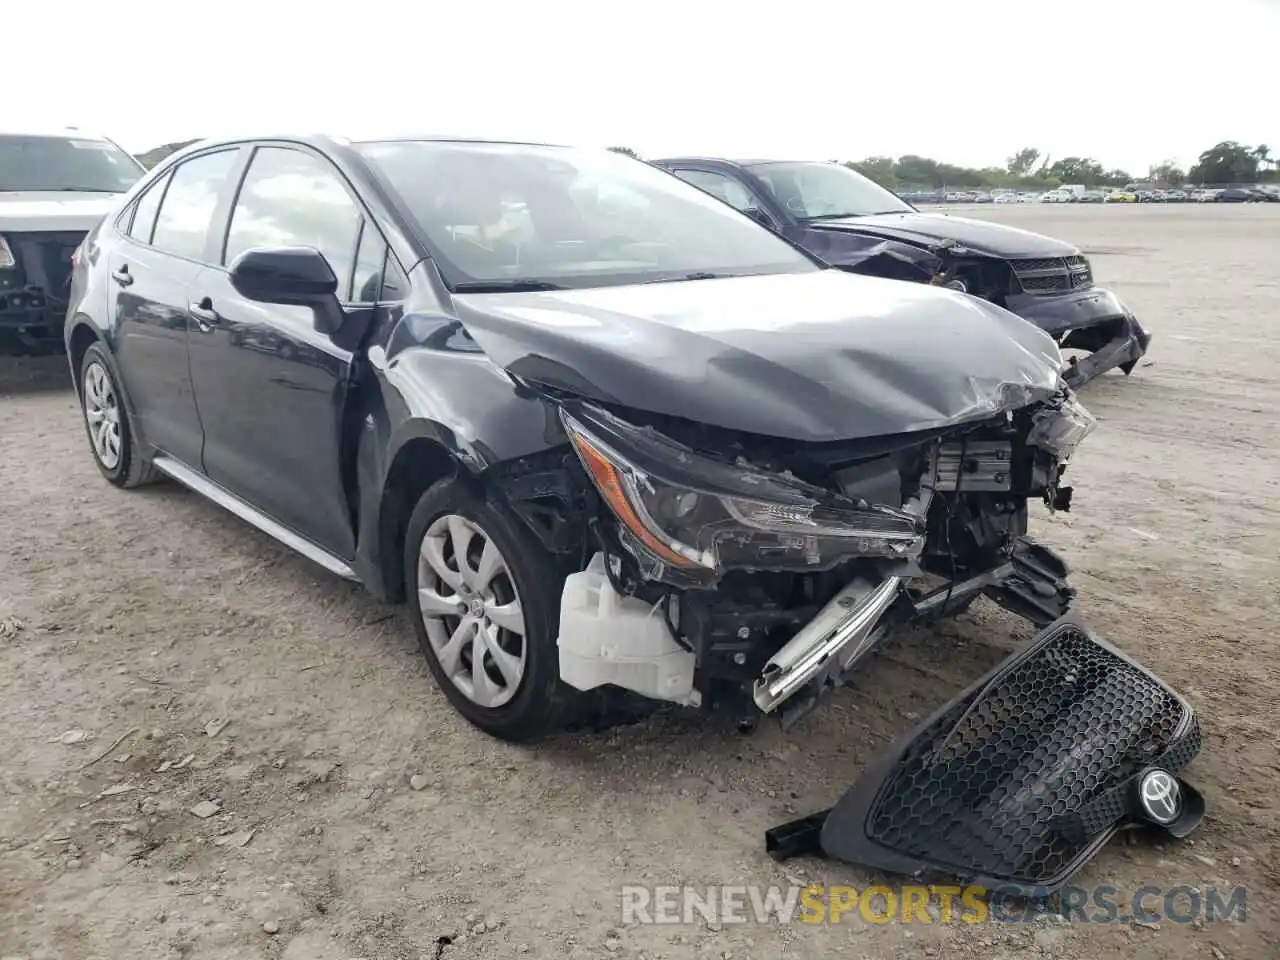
150, 150, 239, 261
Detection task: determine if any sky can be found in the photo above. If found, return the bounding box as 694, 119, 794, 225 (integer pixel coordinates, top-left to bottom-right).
9, 0, 1277, 174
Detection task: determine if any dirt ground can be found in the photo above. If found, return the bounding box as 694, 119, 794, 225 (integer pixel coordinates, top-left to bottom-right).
1, 204, 1277, 960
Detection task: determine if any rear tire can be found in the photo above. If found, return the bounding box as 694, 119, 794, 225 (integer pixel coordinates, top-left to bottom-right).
404, 478, 578, 741
78, 342, 159, 489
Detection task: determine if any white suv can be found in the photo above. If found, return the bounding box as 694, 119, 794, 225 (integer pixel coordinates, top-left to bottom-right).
1, 126, 145, 352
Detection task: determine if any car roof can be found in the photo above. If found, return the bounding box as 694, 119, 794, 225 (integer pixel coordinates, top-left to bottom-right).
144, 134, 581, 178
177, 133, 572, 151
350, 135, 569, 148
655, 157, 849, 173
733, 159, 826, 167
0, 124, 115, 141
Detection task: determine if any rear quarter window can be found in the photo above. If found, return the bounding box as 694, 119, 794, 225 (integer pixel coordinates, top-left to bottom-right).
150, 149, 239, 262
126, 172, 171, 245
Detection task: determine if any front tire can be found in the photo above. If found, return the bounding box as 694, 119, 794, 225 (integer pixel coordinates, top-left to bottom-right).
404, 478, 577, 741
78, 342, 159, 488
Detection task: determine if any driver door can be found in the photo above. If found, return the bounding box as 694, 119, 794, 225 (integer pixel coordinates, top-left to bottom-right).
186, 144, 391, 558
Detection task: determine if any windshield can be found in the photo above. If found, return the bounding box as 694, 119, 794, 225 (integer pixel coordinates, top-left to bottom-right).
0, 135, 144, 193
355, 141, 817, 289
745, 161, 913, 220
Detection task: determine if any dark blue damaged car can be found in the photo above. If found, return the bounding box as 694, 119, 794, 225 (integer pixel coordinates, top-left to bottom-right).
652, 157, 1152, 387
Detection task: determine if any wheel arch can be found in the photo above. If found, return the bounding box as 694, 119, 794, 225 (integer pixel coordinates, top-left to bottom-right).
66, 319, 138, 422
66, 319, 102, 399
367, 431, 466, 605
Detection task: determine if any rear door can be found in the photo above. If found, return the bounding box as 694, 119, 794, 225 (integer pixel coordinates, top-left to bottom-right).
187, 143, 394, 557
109, 148, 242, 467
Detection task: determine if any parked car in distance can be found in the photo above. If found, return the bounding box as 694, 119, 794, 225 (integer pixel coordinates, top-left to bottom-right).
66, 135, 1097, 742
1, 126, 145, 353
650, 156, 1150, 385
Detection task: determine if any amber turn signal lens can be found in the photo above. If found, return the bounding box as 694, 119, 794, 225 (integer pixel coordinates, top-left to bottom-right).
569, 432, 698, 568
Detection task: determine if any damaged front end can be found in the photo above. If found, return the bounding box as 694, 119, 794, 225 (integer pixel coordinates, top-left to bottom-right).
542, 388, 1094, 729
831, 238, 1151, 388
527, 384, 1204, 887
0, 230, 83, 352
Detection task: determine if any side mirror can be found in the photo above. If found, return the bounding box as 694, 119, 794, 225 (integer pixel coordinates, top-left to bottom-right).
743, 206, 774, 230
228, 247, 343, 333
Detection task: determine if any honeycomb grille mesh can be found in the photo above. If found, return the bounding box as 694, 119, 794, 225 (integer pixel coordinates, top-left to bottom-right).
865, 626, 1194, 886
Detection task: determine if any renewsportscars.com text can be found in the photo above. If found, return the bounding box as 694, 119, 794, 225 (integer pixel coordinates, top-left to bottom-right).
621, 883, 1247, 926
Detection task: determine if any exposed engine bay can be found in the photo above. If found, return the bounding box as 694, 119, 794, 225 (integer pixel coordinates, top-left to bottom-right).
496, 388, 1094, 729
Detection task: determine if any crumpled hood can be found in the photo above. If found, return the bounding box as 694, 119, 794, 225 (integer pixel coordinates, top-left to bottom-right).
452, 270, 1065, 442
811, 212, 1079, 259
0, 191, 119, 232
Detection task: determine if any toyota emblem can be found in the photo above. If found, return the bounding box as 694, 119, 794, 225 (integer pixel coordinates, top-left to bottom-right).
1138, 769, 1181, 824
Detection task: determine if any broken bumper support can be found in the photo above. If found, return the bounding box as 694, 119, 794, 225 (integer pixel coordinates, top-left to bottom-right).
764, 537, 1077, 727
765, 615, 1205, 897
911, 537, 1075, 627
753, 575, 903, 714
1061, 310, 1152, 387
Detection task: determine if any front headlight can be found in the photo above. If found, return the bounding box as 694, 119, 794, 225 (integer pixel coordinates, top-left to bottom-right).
560, 404, 924, 584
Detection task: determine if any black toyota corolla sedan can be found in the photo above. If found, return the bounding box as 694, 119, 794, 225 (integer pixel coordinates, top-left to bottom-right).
63, 135, 1213, 899
65, 135, 1098, 742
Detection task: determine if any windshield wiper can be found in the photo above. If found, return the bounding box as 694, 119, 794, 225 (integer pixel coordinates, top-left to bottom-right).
641, 272, 728, 284
452, 279, 566, 293
804, 210, 910, 221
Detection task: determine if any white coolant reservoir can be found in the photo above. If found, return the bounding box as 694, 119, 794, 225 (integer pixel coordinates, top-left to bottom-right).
557, 553, 700, 707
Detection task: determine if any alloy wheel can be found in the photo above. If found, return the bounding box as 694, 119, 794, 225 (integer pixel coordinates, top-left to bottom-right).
83, 360, 122, 470
417, 514, 527, 709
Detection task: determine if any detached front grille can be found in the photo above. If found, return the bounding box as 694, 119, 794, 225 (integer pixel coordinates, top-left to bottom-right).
1011, 255, 1093, 296
833, 618, 1199, 889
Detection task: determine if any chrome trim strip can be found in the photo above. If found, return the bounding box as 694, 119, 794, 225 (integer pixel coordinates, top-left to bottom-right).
753, 576, 902, 713
151, 455, 359, 581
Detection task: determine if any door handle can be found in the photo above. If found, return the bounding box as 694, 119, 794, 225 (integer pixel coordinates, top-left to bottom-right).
188, 297, 220, 331
111, 266, 133, 287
